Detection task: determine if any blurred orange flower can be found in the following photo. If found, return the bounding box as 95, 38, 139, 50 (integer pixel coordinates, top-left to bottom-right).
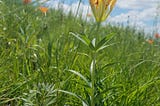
23, 0, 31, 4
147, 39, 154, 44
39, 7, 48, 14
154, 33, 160, 38
87, 13, 92, 17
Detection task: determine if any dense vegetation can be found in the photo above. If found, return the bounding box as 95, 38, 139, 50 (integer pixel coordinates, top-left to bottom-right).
0, 0, 160, 106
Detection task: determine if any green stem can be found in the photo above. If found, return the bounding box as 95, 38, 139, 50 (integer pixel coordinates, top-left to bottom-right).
96, 22, 101, 32
91, 51, 96, 106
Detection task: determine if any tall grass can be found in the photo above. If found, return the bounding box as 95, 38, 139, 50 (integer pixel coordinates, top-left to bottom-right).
0, 0, 160, 106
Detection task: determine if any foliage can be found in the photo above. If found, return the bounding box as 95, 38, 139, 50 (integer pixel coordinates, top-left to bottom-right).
0, 0, 160, 106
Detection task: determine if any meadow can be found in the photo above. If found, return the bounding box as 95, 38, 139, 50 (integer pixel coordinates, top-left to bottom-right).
0, 0, 160, 106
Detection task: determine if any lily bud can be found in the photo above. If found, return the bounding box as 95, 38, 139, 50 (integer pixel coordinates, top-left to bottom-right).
89, 0, 117, 22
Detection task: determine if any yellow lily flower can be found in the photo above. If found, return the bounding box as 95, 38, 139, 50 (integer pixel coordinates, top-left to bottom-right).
89, 0, 117, 22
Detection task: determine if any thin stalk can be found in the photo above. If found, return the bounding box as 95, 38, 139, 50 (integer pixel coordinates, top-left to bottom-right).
91, 52, 96, 106
75, 0, 82, 19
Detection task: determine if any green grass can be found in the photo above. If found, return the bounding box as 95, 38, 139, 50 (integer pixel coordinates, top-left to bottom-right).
0, 0, 160, 106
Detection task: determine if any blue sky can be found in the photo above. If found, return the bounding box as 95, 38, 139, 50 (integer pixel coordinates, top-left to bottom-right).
43, 0, 160, 34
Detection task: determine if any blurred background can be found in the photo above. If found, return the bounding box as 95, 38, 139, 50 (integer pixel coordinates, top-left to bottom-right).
44, 0, 160, 35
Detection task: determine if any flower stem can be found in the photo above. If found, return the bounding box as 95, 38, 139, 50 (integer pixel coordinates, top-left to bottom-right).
96, 22, 101, 32
91, 51, 96, 106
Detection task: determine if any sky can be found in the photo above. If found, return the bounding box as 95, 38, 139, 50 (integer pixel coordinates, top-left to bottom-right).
43, 0, 160, 34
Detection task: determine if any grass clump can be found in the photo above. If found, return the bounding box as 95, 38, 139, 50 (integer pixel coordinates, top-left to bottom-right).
0, 0, 160, 106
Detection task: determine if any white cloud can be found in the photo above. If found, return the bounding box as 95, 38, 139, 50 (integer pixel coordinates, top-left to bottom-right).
108, 7, 157, 24
46, 0, 93, 21
117, 0, 159, 10
109, 0, 160, 33
46, 1, 90, 14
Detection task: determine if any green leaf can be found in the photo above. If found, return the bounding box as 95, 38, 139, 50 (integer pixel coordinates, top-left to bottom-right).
70, 32, 90, 46
70, 32, 95, 50
95, 33, 115, 51
101, 84, 124, 102
119, 95, 127, 106
68, 70, 91, 87
90, 60, 94, 74
96, 43, 117, 52
127, 78, 160, 103
101, 62, 119, 70
58, 90, 89, 106
91, 38, 96, 47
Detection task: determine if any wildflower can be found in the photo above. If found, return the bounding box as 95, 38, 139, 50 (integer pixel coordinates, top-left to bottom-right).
39, 6, 48, 16
89, 0, 117, 22
23, 0, 31, 4
87, 13, 92, 17
154, 33, 160, 38
147, 39, 154, 44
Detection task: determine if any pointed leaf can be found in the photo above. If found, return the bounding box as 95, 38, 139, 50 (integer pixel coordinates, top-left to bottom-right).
70, 32, 90, 46
81, 35, 91, 46
90, 60, 94, 74
96, 33, 115, 51
58, 90, 89, 106
96, 43, 117, 52
91, 38, 96, 47
70, 32, 95, 50
89, 42, 95, 51
101, 62, 119, 70
68, 70, 91, 87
